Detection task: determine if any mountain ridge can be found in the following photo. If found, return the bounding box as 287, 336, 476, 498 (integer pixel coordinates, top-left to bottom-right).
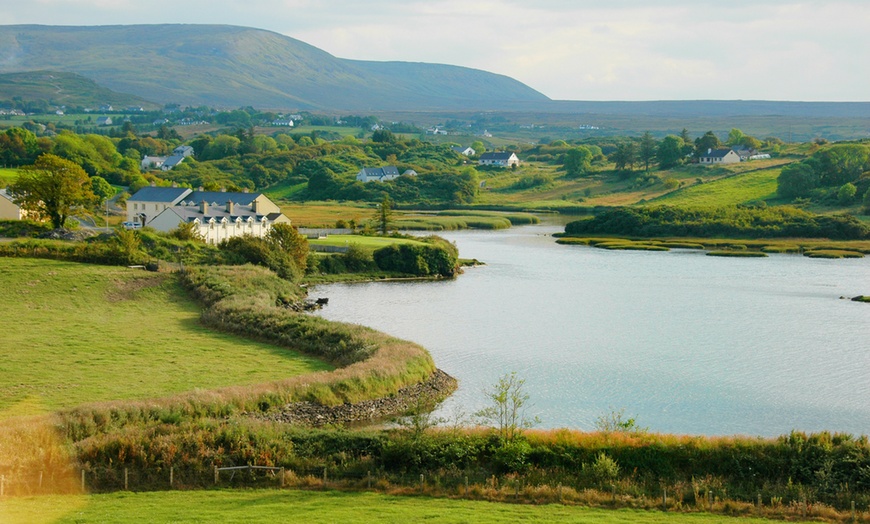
0, 24, 549, 110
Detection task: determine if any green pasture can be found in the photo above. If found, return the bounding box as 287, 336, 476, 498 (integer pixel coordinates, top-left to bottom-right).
0, 167, 18, 185
651, 167, 782, 207
0, 258, 330, 411
308, 234, 426, 250
0, 490, 806, 524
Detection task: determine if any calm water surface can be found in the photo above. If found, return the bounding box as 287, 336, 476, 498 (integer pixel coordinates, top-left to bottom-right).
314, 224, 870, 436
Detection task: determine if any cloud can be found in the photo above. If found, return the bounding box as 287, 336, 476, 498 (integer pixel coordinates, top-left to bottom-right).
1, 0, 867, 101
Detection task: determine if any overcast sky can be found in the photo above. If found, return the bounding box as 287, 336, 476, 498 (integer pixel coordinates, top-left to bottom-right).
3, 0, 867, 101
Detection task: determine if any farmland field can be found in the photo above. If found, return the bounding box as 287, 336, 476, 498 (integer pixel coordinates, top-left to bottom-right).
0, 258, 331, 410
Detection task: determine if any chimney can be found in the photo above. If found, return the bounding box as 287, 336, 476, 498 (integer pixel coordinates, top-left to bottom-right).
197, 186, 204, 192
220, 187, 227, 193
242, 188, 249, 193
199, 200, 208, 215
707, 148, 712, 154
150, 181, 156, 187
171, 181, 178, 188
252, 198, 259, 213
226, 200, 234, 214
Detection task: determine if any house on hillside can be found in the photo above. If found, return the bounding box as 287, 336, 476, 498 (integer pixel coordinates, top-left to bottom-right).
730, 146, 758, 161
356, 166, 401, 183
148, 199, 290, 245
699, 148, 741, 164
452, 146, 476, 157
479, 152, 519, 168
96, 116, 113, 126
0, 188, 27, 220
125, 185, 286, 242
173, 145, 195, 158
141, 156, 167, 170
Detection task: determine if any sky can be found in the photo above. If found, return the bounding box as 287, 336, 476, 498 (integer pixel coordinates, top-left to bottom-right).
2, 0, 867, 102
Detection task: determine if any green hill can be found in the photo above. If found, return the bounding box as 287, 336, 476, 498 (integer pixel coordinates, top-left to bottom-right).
0, 70, 157, 109
0, 24, 548, 110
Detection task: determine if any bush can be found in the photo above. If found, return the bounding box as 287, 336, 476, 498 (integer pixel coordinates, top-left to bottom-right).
372, 237, 458, 277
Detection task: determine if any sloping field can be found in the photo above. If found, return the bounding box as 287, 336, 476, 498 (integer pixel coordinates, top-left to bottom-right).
0, 258, 330, 410
651, 168, 781, 207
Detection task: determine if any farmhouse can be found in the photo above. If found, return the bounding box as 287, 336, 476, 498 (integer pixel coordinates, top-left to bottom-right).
479, 152, 519, 168
96, 116, 112, 126
356, 166, 403, 183
452, 146, 476, 156
0, 188, 26, 220
699, 148, 741, 164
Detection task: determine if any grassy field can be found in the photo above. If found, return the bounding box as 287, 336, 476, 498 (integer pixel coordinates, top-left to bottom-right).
650, 167, 782, 207
0, 489, 808, 524
308, 234, 426, 249
279, 202, 377, 227
0, 258, 331, 410
0, 167, 17, 185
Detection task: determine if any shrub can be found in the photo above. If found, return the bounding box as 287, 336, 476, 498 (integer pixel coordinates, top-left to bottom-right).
372, 237, 458, 277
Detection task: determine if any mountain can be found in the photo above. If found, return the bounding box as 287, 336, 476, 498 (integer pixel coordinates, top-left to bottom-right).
0, 24, 549, 111
0, 70, 157, 109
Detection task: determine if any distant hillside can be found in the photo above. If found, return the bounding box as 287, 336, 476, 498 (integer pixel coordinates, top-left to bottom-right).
0, 70, 157, 109
0, 24, 548, 111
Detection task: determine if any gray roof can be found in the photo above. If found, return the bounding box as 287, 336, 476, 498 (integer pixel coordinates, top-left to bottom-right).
480, 152, 516, 160
701, 148, 734, 158
127, 186, 192, 202
0, 188, 16, 203
162, 155, 186, 169
359, 166, 400, 177
184, 191, 262, 206
164, 204, 269, 223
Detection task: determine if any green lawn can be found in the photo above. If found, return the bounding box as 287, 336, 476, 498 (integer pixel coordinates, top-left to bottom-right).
0, 167, 17, 185
648, 168, 781, 207
0, 258, 331, 411
308, 234, 426, 249
0, 490, 808, 524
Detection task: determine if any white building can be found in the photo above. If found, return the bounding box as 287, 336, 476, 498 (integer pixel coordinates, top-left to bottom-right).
478, 152, 519, 167
699, 148, 741, 164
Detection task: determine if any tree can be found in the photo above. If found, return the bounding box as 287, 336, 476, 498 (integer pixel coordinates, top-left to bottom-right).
777, 163, 818, 199
563, 147, 593, 178
90, 175, 114, 204
376, 195, 393, 234
610, 142, 637, 171
470, 140, 485, 155
266, 222, 309, 271
10, 154, 95, 229
475, 372, 540, 442
726, 128, 746, 146
812, 144, 870, 186
638, 132, 657, 172
694, 131, 721, 157
656, 135, 685, 169
838, 182, 858, 204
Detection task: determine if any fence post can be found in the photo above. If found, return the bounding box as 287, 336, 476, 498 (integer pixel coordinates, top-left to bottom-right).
367, 471, 371, 489
1, 475, 5, 497
756, 493, 761, 510
169, 467, 174, 488
707, 490, 712, 511
662, 487, 667, 511
465, 476, 469, 496
322, 467, 327, 488
280, 467, 285, 488
39, 471, 43, 489
852, 500, 856, 522
81, 469, 86, 492
558, 483, 562, 502
214, 466, 219, 485
124, 468, 129, 491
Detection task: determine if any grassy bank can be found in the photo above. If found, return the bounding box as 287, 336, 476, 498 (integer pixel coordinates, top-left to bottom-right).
1, 489, 806, 524
556, 236, 870, 258
0, 258, 330, 410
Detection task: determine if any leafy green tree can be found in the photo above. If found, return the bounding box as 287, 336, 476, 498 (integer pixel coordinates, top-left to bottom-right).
777, 163, 818, 199
812, 144, 870, 186
838, 182, 858, 204
610, 142, 637, 171
0, 127, 42, 166
10, 154, 96, 229
90, 175, 114, 204
863, 187, 870, 214
739, 135, 762, 151
266, 222, 309, 271
726, 128, 746, 146
638, 132, 657, 171
372, 129, 396, 143
679, 128, 691, 144
563, 147, 594, 178
694, 131, 721, 157
656, 135, 685, 169
470, 140, 485, 155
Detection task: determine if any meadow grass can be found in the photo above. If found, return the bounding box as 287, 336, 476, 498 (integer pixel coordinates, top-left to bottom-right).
0, 258, 331, 410
307, 234, 427, 249
0, 167, 18, 185
650, 167, 781, 207
278, 201, 376, 227
0, 489, 808, 524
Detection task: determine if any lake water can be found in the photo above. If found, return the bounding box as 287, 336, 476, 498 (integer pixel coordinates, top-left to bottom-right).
313, 223, 870, 436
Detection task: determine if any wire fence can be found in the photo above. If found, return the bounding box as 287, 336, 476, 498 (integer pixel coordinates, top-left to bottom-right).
2, 465, 869, 522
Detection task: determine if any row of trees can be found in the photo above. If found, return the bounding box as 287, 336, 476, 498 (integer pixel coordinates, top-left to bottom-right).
777, 143, 870, 206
